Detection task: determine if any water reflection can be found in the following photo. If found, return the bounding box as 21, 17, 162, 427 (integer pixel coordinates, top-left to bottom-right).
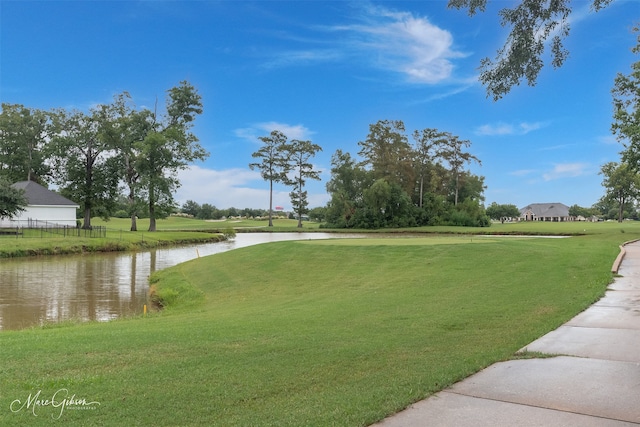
0, 233, 357, 331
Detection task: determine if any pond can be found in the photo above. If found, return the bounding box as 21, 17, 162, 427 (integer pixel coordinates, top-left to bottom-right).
0, 232, 358, 331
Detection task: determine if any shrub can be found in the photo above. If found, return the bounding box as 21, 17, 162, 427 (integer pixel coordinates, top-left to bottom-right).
222, 227, 236, 239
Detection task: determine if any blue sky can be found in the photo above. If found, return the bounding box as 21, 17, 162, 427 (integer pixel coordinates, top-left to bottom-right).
1, 1, 638, 211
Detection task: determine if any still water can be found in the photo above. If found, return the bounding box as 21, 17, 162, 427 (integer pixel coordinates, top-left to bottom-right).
0, 233, 355, 331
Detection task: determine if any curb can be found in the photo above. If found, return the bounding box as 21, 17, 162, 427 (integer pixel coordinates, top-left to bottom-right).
612, 239, 640, 274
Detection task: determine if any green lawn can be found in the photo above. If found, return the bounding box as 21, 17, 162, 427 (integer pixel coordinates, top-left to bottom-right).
0, 221, 633, 426
92, 216, 322, 231
0, 217, 232, 257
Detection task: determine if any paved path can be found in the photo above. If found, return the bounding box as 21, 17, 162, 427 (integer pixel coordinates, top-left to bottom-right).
372, 241, 640, 426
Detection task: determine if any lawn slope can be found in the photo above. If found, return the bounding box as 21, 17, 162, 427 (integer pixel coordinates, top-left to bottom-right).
0, 232, 623, 426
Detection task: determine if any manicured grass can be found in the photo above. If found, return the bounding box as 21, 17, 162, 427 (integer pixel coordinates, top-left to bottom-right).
0, 216, 314, 257
0, 223, 632, 426
0, 218, 229, 257
92, 216, 322, 231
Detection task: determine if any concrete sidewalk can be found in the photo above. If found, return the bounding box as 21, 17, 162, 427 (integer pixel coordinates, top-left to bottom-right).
372, 242, 640, 426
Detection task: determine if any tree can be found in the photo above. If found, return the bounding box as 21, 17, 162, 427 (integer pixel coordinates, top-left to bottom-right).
452, 171, 486, 204
249, 130, 289, 227
599, 162, 640, 222
100, 92, 154, 231
448, 0, 614, 100
438, 133, 480, 206
358, 120, 414, 196
181, 200, 201, 217
364, 178, 392, 216
614, 28, 640, 170
324, 150, 373, 228
137, 81, 208, 232
48, 107, 119, 229
308, 206, 327, 222
0, 178, 27, 219
568, 204, 599, 219
486, 202, 520, 222
0, 104, 50, 183
197, 203, 216, 220
284, 139, 322, 228
412, 128, 448, 208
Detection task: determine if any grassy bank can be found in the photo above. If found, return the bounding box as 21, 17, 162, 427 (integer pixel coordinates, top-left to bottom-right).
0, 217, 230, 257
0, 222, 634, 426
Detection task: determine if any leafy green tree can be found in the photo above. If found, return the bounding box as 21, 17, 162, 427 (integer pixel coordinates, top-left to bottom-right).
599, 161, 640, 222
249, 130, 289, 227
100, 92, 154, 231
614, 28, 640, 170
355, 179, 416, 229
449, 198, 490, 227
308, 206, 326, 222
137, 81, 208, 232
438, 133, 480, 206
364, 178, 392, 216
0, 178, 27, 219
451, 171, 486, 205
48, 107, 119, 229
449, 0, 614, 100
412, 128, 448, 208
358, 120, 414, 196
197, 203, 216, 220
181, 200, 201, 217
284, 139, 322, 228
324, 150, 373, 228
568, 204, 600, 219
485, 202, 520, 222
0, 104, 50, 183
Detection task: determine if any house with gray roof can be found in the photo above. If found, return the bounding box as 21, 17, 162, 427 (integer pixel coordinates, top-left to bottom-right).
519, 203, 572, 222
0, 181, 79, 227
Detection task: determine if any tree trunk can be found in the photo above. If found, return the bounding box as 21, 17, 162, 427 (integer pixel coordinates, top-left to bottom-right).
128, 184, 138, 231
297, 185, 303, 228
130, 213, 137, 232
618, 196, 625, 223
419, 174, 424, 208
83, 207, 92, 229
83, 153, 93, 229
268, 178, 273, 227
149, 203, 156, 231
148, 184, 156, 232
454, 171, 459, 206
126, 156, 137, 231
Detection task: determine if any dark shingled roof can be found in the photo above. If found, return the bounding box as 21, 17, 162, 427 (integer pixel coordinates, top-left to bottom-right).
519, 202, 570, 218
11, 181, 79, 206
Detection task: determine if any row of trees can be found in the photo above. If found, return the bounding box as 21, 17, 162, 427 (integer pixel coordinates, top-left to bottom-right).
322, 120, 487, 229
0, 81, 207, 231
243, 120, 486, 230
249, 130, 322, 228
180, 200, 269, 221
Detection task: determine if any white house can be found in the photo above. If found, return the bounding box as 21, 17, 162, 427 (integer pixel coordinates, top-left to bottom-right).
0, 181, 79, 228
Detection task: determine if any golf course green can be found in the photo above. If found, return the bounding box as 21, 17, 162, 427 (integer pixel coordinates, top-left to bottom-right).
0, 219, 634, 426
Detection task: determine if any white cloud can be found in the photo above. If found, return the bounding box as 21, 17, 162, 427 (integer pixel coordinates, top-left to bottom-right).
510, 169, 537, 177
326, 5, 466, 84
476, 123, 514, 136
234, 122, 314, 143
542, 163, 589, 181
599, 135, 618, 145
263, 49, 343, 69
175, 165, 329, 210
475, 121, 547, 136
256, 5, 467, 85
